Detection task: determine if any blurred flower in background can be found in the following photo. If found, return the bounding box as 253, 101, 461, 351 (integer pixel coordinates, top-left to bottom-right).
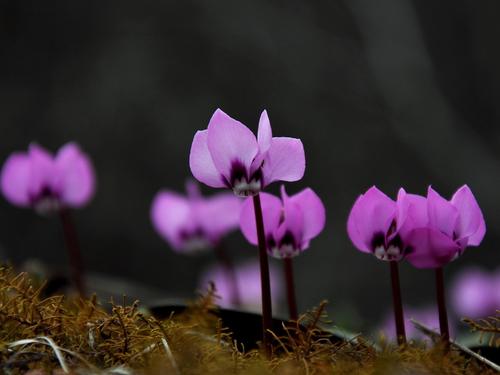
378, 305, 449, 341
451, 267, 499, 319
0, 142, 95, 215
198, 260, 283, 312
151, 180, 241, 254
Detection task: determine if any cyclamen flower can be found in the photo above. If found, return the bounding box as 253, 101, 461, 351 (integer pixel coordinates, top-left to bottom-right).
402, 185, 485, 269
199, 260, 283, 312
240, 186, 325, 258
451, 268, 498, 318
347, 186, 418, 261
151, 181, 241, 253
0, 143, 95, 215
189, 109, 305, 197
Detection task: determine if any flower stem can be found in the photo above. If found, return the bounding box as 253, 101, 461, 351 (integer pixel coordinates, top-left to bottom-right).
283, 257, 298, 321
252, 193, 273, 357
435, 267, 450, 343
389, 261, 406, 345
59, 208, 86, 298
214, 242, 241, 307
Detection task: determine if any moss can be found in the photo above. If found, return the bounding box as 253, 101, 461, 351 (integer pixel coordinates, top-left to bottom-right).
0, 267, 496, 374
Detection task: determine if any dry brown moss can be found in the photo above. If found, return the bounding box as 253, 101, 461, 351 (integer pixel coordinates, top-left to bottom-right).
0, 266, 497, 374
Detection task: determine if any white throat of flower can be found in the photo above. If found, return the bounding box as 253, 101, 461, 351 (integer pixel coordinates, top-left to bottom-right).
270, 244, 300, 259
374, 245, 403, 261
34, 197, 61, 216
232, 178, 262, 197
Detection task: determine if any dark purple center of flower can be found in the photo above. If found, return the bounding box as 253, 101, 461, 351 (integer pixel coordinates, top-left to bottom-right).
225, 160, 263, 197
30, 186, 61, 216
179, 227, 212, 252
370, 222, 410, 262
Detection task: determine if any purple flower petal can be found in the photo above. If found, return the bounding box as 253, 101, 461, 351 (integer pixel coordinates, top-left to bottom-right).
450, 185, 485, 246
273, 195, 304, 251
426, 186, 459, 238
286, 186, 325, 244
189, 130, 226, 188
206, 109, 259, 182
239, 193, 282, 245
405, 227, 461, 268
0, 153, 32, 206
28, 143, 55, 196
151, 191, 193, 251
197, 192, 242, 242
261, 137, 305, 186
54, 143, 95, 207
396, 189, 428, 239
257, 110, 272, 154
347, 186, 396, 253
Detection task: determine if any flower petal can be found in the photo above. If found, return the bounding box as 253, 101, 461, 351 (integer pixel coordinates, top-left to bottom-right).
207, 109, 258, 182
151, 191, 192, 251
261, 137, 305, 186
54, 143, 96, 207
287, 186, 325, 244
405, 227, 461, 269
450, 185, 485, 246
427, 186, 459, 238
396, 189, 428, 239
240, 193, 282, 245
0, 153, 32, 206
347, 186, 396, 253
275, 194, 304, 248
197, 192, 242, 242
189, 130, 226, 188
257, 110, 272, 154
28, 143, 55, 196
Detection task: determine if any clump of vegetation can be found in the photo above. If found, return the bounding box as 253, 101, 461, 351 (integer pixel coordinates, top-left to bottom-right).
0, 266, 497, 374
463, 312, 500, 347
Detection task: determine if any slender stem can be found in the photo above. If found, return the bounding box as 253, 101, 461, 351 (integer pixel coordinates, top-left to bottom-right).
214, 243, 241, 307
252, 193, 273, 357
435, 267, 450, 343
283, 257, 298, 321
389, 261, 406, 345
59, 208, 86, 298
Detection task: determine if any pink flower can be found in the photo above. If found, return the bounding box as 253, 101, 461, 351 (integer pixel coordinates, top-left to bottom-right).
0, 142, 95, 215
239, 186, 325, 258
199, 260, 283, 311
450, 267, 498, 318
402, 185, 486, 269
347, 186, 418, 261
189, 109, 305, 197
151, 181, 241, 253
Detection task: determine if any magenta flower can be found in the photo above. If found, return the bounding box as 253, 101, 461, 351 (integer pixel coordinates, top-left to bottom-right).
450, 268, 497, 318
239, 186, 325, 258
189, 109, 305, 197
347, 186, 419, 262
151, 181, 241, 253
1, 142, 95, 215
199, 260, 284, 312
402, 185, 486, 269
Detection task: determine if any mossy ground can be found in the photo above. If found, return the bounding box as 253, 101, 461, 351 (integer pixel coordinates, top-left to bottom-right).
0, 266, 496, 374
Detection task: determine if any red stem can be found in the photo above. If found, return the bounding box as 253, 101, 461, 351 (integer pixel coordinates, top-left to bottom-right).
435, 267, 450, 343
252, 194, 273, 357
283, 257, 298, 321
390, 261, 406, 345
59, 208, 86, 298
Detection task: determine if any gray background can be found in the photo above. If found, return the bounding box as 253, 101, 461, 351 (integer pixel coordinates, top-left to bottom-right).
0, 0, 499, 331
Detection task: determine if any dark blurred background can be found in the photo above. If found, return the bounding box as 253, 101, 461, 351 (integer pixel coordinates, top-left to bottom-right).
0, 0, 499, 331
